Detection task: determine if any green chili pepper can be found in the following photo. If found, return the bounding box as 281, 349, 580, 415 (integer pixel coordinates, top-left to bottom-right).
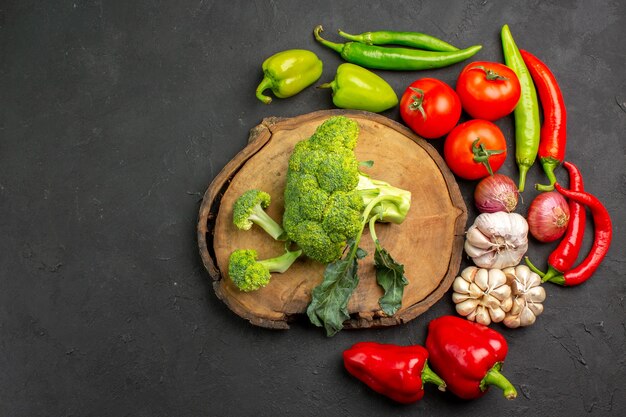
501, 24, 540, 192
255, 49, 323, 104
318, 63, 398, 113
314, 25, 481, 71
337, 29, 459, 52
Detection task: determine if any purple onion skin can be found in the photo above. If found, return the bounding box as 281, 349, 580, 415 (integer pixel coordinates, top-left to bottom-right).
474, 174, 519, 213
527, 191, 570, 243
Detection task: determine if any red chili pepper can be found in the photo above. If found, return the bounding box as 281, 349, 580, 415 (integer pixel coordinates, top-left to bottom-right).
520, 49, 567, 191
343, 342, 446, 404
552, 184, 613, 286
425, 316, 517, 400
537, 161, 586, 284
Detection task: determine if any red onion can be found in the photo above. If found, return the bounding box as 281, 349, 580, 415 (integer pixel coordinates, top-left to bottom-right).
527, 191, 570, 242
474, 174, 519, 213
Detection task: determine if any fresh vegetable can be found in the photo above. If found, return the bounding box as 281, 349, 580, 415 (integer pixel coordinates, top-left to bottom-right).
283, 116, 411, 264
233, 189, 286, 240
255, 49, 323, 104
551, 183, 612, 286
314, 25, 482, 71
464, 212, 529, 269
528, 161, 586, 284
318, 63, 398, 113
443, 119, 507, 179
452, 266, 513, 326
426, 315, 518, 400
527, 191, 570, 243
455, 61, 521, 121
281, 116, 411, 336
369, 217, 409, 316
337, 29, 459, 52
343, 342, 446, 404
474, 174, 519, 213
399, 78, 461, 139
501, 24, 541, 192
520, 50, 567, 191
502, 265, 546, 328
227, 247, 302, 292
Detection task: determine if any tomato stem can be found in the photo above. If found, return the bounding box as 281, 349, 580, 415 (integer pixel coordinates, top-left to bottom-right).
471, 138, 504, 176
473, 65, 509, 81
408, 87, 427, 120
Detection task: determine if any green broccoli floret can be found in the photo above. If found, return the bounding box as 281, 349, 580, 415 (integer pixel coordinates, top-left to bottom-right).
233, 189, 286, 240
228, 248, 303, 292
282, 116, 412, 264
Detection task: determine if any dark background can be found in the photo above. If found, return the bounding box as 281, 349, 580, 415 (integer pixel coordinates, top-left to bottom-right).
1, 1, 625, 416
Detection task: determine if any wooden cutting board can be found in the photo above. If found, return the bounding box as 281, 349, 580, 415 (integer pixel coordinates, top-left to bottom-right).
197, 110, 467, 330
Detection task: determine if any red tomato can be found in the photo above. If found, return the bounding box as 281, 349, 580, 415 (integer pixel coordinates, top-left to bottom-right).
455, 61, 521, 121
444, 119, 507, 180
400, 78, 461, 139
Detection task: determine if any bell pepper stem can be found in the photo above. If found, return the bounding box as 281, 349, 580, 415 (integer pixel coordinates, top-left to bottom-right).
255, 76, 274, 104
317, 81, 335, 90
535, 157, 561, 191
422, 361, 447, 392
313, 25, 344, 54
480, 362, 517, 400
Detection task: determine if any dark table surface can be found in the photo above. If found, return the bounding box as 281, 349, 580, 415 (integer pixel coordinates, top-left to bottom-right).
2, 1, 625, 416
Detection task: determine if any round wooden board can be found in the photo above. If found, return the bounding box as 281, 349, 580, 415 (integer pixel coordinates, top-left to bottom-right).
198, 110, 467, 330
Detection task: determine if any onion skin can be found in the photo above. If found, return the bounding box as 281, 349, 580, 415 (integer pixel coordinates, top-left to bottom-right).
474, 174, 519, 213
527, 191, 570, 243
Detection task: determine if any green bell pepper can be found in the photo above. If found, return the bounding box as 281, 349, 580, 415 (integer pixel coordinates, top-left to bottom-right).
318, 63, 398, 113
255, 49, 323, 104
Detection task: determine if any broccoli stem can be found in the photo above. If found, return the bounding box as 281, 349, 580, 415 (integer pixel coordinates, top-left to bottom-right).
368, 213, 383, 250
249, 204, 287, 240
258, 249, 303, 273
357, 175, 411, 224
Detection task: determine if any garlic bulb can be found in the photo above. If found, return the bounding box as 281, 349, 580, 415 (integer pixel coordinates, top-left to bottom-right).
464, 212, 529, 269
452, 266, 513, 326
502, 265, 546, 328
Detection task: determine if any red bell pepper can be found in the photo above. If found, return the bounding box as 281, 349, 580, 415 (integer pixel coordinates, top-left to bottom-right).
425, 316, 518, 400
343, 342, 446, 404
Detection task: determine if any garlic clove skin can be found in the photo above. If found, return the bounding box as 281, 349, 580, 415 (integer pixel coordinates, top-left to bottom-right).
502, 264, 546, 328
500, 296, 513, 312
474, 306, 491, 326
519, 305, 537, 326
474, 268, 490, 291
528, 302, 544, 316
453, 276, 471, 293
503, 314, 521, 329
490, 281, 512, 301
452, 292, 471, 304
489, 306, 506, 323
456, 299, 480, 316
465, 213, 529, 269
526, 287, 547, 303
465, 226, 495, 250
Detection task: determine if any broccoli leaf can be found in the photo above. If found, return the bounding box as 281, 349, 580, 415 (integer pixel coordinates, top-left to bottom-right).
306, 241, 365, 337
374, 245, 408, 316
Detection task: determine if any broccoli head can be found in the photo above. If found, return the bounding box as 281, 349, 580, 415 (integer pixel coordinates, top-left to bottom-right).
283, 116, 365, 263
228, 247, 303, 292
232, 189, 286, 240
282, 116, 412, 264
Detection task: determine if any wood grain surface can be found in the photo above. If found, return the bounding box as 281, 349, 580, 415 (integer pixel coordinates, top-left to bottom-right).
198, 110, 467, 329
